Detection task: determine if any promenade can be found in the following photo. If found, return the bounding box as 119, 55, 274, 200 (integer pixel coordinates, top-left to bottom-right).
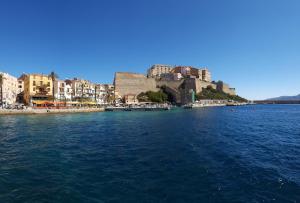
0, 108, 105, 115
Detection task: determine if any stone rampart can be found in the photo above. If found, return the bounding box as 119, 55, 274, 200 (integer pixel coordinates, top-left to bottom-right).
114, 72, 159, 97
195, 80, 217, 93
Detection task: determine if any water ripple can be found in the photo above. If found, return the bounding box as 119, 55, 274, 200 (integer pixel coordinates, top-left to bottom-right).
0, 105, 300, 202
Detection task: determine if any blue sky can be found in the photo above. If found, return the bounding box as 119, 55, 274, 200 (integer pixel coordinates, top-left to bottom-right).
0, 0, 299, 100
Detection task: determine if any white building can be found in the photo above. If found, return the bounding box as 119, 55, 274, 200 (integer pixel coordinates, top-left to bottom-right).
0, 72, 18, 107
54, 80, 72, 101
95, 84, 107, 104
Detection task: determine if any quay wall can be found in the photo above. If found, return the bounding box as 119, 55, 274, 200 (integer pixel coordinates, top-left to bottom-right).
0, 108, 105, 115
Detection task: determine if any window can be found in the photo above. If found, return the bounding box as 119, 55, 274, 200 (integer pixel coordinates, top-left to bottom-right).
40, 81, 43, 86
47, 82, 50, 87
33, 87, 36, 91
33, 81, 36, 86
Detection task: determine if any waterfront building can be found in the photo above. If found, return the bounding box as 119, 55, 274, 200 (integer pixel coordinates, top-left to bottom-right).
71, 78, 95, 101
70, 78, 83, 99
54, 80, 72, 101
0, 72, 18, 107
147, 64, 174, 78
95, 84, 108, 104
23, 74, 53, 105
16, 74, 26, 103
17, 74, 25, 95
105, 84, 115, 104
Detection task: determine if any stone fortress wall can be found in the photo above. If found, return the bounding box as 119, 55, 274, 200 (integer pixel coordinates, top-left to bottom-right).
114, 66, 236, 104
114, 72, 158, 98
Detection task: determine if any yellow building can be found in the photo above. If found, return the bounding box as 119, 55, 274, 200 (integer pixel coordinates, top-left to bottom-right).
23, 74, 53, 105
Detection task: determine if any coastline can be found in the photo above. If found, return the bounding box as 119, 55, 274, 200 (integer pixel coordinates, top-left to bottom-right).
0, 108, 105, 115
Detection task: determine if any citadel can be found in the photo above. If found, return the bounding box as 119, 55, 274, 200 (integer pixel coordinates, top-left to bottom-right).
114, 64, 236, 105
0, 64, 236, 108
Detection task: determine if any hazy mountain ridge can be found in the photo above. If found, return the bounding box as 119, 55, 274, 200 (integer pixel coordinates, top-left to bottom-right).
266, 94, 300, 101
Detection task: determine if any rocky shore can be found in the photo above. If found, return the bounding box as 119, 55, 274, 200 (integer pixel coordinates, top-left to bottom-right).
0, 108, 105, 115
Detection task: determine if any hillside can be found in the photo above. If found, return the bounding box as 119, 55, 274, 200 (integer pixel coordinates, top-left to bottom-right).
266, 94, 300, 101
196, 86, 248, 102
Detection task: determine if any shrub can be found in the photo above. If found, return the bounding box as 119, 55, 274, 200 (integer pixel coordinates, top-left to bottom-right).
137, 91, 168, 103
195, 87, 247, 102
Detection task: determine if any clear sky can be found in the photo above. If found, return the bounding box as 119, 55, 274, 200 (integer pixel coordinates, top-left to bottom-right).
0, 0, 299, 100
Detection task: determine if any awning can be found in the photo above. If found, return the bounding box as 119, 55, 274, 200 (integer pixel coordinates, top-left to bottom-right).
32, 101, 65, 105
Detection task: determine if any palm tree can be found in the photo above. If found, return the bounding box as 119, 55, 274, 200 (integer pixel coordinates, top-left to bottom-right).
49, 71, 58, 101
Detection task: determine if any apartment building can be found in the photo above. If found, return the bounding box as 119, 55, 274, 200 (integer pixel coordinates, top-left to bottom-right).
172, 66, 202, 78
71, 78, 95, 101
95, 84, 107, 104
54, 80, 72, 101
147, 64, 174, 78
0, 72, 18, 107
23, 74, 53, 105
16, 74, 26, 103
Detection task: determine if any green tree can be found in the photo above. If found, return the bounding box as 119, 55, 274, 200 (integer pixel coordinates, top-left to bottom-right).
48, 71, 59, 101
195, 87, 247, 102
137, 91, 168, 103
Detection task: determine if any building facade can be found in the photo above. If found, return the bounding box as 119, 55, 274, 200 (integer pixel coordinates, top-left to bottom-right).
0, 72, 18, 107
54, 80, 72, 101
201, 68, 212, 82
148, 64, 212, 82
147, 64, 174, 78
71, 78, 95, 101
16, 74, 26, 103
160, 73, 183, 81
95, 84, 108, 104
172, 66, 207, 79
23, 74, 53, 105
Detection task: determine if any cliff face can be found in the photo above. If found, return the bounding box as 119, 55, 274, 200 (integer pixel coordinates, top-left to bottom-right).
114, 72, 159, 97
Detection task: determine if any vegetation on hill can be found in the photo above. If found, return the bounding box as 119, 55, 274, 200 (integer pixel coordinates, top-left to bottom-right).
196, 86, 248, 102
137, 91, 168, 103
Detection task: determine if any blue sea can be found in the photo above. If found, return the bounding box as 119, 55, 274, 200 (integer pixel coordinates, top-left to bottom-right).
0, 105, 299, 202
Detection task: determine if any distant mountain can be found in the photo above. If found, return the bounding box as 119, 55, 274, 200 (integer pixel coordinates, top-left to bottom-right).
266, 94, 300, 101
